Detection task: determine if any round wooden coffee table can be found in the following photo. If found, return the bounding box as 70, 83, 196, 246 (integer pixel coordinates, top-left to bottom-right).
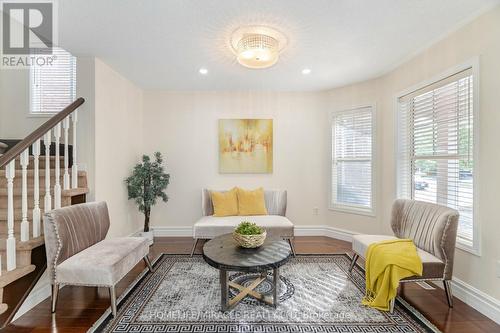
203, 233, 292, 311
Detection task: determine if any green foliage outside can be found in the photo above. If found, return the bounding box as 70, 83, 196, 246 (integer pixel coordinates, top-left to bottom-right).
235, 221, 264, 235
414, 127, 473, 175
125, 152, 170, 232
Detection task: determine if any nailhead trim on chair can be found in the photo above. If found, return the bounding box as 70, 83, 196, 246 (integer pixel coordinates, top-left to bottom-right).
46, 213, 62, 285
439, 214, 454, 280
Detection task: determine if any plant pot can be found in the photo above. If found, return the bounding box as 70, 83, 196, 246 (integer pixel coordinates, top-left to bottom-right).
140, 231, 154, 246
232, 230, 267, 248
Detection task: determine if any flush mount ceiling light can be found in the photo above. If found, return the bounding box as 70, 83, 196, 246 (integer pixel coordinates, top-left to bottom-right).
230, 26, 288, 69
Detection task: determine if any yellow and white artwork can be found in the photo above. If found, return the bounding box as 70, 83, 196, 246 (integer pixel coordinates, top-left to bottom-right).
218, 119, 273, 173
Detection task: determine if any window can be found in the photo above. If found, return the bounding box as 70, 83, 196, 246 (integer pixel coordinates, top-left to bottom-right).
330, 106, 375, 215
30, 48, 77, 115
397, 67, 477, 252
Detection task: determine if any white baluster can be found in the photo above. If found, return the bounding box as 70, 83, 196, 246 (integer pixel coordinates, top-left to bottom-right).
20, 149, 30, 241
5, 160, 16, 271
54, 123, 61, 209
44, 131, 52, 212
71, 110, 78, 188
32, 140, 41, 238
63, 117, 70, 190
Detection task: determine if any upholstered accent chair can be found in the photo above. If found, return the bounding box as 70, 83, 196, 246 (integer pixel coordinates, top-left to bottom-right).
43, 201, 153, 316
191, 189, 295, 255
350, 199, 459, 311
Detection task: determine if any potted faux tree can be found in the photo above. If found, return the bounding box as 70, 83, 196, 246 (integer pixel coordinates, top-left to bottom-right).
126, 152, 170, 244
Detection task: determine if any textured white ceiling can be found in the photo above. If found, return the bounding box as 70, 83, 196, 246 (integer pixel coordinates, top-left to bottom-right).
58, 0, 499, 91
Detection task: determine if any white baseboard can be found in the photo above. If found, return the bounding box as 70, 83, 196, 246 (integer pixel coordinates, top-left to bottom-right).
294, 225, 356, 242
437, 277, 500, 324
152, 226, 192, 237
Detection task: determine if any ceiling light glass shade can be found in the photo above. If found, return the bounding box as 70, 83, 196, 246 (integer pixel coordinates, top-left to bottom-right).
235, 33, 280, 69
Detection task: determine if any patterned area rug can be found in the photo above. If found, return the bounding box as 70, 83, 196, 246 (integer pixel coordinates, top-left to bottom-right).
91, 254, 440, 333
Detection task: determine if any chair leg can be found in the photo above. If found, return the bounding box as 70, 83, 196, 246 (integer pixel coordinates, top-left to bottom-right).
144, 255, 154, 272
287, 238, 296, 257
109, 286, 117, 317
349, 254, 359, 273
51, 284, 59, 313
389, 297, 396, 313
190, 238, 199, 257
443, 280, 454, 308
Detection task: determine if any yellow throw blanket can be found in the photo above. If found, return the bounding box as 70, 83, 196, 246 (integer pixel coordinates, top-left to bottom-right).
362, 239, 423, 311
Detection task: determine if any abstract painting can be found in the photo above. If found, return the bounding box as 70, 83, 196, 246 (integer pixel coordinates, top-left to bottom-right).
218, 119, 273, 173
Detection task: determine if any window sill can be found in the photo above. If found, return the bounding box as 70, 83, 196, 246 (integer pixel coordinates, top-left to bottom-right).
456, 239, 481, 257
328, 205, 375, 217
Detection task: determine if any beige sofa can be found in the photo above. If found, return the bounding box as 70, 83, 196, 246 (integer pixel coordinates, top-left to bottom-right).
191, 189, 295, 255
43, 201, 153, 316
350, 199, 459, 312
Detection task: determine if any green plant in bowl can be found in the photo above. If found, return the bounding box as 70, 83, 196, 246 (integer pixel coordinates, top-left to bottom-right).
233, 221, 267, 248
235, 221, 264, 235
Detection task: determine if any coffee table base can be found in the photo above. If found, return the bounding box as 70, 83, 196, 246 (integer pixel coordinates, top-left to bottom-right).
220, 268, 279, 311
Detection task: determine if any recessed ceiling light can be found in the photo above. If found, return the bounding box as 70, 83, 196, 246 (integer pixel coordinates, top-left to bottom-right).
302, 68, 311, 75
199, 68, 208, 75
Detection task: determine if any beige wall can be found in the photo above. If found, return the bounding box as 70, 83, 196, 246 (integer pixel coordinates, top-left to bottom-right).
0, 18, 46, 139
326, 6, 500, 300
75, 57, 96, 202
0, 69, 45, 139
93, 58, 144, 237
142, 91, 329, 230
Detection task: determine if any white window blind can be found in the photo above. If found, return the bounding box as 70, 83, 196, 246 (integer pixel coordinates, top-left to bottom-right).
331, 106, 374, 214
398, 68, 475, 248
30, 48, 77, 114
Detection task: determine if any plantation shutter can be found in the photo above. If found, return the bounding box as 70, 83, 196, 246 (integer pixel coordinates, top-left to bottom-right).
30, 48, 77, 114
398, 68, 474, 244
331, 106, 373, 213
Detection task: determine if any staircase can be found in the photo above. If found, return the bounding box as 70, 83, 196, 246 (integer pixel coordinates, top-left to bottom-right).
0, 98, 87, 326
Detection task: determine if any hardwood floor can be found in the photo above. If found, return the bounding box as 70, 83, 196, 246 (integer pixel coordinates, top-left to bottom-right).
3, 236, 499, 333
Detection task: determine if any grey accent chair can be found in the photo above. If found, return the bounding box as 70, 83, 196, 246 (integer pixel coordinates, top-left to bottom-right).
43, 201, 153, 316
191, 189, 295, 256
349, 199, 459, 311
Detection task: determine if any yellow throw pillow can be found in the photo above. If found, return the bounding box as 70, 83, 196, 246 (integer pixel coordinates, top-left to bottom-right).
211, 188, 239, 217
237, 187, 268, 216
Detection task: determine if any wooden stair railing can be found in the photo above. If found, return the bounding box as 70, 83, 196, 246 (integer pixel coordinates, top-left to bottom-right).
0, 97, 85, 317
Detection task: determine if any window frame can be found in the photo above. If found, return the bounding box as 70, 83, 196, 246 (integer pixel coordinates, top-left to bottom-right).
28, 48, 77, 117
395, 58, 481, 256
329, 104, 377, 217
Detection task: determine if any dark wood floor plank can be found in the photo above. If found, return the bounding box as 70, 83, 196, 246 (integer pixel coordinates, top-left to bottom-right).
4, 236, 499, 333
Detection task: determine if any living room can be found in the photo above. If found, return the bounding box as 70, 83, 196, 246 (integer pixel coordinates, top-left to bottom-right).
0, 1, 499, 332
